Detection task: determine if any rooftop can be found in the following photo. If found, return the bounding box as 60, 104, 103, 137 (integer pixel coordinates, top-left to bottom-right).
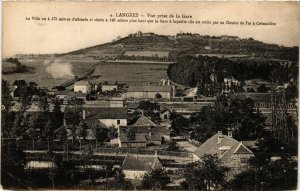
131, 115, 157, 126
127, 85, 172, 92
74, 80, 90, 86
193, 132, 253, 162
122, 155, 162, 171
119, 126, 169, 143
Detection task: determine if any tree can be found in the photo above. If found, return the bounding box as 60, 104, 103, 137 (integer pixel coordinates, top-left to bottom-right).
230, 155, 297, 190
51, 100, 63, 131
155, 93, 162, 99
93, 124, 109, 148
170, 112, 189, 135
107, 126, 118, 140
64, 107, 82, 144
1, 80, 15, 138
1, 140, 27, 189
42, 120, 54, 151
77, 122, 88, 150
112, 168, 133, 190
126, 127, 135, 142
167, 140, 179, 151
2, 80, 13, 112
183, 154, 229, 190
141, 168, 171, 190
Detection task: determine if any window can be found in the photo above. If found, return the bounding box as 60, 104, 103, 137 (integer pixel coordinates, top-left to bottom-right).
117, 120, 120, 125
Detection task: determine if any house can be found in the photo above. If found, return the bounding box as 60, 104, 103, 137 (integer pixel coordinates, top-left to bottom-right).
74, 80, 91, 94
118, 126, 170, 147
124, 85, 173, 99
131, 115, 157, 127
160, 107, 171, 121
64, 107, 127, 128
193, 131, 254, 177
102, 85, 118, 92
122, 155, 162, 180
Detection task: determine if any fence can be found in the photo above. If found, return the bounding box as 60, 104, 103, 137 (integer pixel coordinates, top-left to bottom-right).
20, 140, 192, 158
95, 147, 192, 158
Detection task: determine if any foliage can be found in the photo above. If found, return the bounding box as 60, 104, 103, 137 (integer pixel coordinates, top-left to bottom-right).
126, 127, 136, 141
170, 110, 189, 134
107, 126, 118, 140
167, 55, 298, 96
93, 124, 109, 142
64, 106, 82, 143
77, 122, 88, 141
230, 155, 297, 190
138, 100, 161, 123
110, 168, 133, 190
2, 79, 14, 112
183, 154, 229, 190
192, 95, 265, 142
1, 140, 27, 189
141, 168, 171, 190
167, 140, 179, 151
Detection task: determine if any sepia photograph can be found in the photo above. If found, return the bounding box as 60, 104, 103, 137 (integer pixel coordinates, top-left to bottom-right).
1, 2, 299, 190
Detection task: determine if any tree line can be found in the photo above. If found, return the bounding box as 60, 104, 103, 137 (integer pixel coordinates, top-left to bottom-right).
167, 55, 298, 96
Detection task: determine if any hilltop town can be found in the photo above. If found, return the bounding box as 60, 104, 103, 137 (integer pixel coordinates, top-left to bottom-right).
1, 31, 298, 190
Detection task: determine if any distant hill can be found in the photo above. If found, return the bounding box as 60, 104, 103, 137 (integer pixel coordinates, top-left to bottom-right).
14, 32, 299, 61
2, 58, 34, 74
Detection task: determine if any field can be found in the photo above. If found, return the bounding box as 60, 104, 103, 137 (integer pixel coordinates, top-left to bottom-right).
2, 58, 169, 88
123, 51, 169, 58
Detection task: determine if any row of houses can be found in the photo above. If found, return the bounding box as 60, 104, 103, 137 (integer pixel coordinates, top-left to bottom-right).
121, 130, 254, 181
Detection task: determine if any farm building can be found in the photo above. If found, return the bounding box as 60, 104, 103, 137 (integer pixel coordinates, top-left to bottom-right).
124, 85, 173, 99
64, 107, 127, 128
118, 126, 170, 147
74, 80, 91, 94
122, 155, 162, 180
193, 131, 254, 177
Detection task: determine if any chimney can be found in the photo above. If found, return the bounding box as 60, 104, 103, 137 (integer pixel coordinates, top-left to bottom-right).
217, 131, 223, 144
228, 130, 232, 138
82, 109, 86, 120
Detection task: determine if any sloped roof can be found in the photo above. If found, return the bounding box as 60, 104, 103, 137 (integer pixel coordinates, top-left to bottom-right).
193, 132, 253, 162
84, 107, 127, 119
65, 107, 127, 119
127, 85, 172, 92
160, 107, 170, 114
131, 115, 157, 126
122, 155, 162, 171
74, 80, 90, 86
119, 126, 170, 143
64, 107, 127, 128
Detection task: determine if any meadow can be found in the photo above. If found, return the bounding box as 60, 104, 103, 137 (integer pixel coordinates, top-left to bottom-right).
2, 58, 169, 88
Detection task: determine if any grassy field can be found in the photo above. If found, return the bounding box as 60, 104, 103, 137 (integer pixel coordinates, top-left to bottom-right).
2, 58, 169, 88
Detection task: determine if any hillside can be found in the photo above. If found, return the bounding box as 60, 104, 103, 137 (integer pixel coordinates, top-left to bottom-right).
13, 32, 299, 62
2, 58, 34, 74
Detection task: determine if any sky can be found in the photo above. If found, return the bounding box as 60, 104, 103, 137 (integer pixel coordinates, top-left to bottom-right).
3, 2, 300, 57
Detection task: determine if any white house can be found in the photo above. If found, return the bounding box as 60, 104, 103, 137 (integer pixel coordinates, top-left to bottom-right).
74, 80, 91, 94
64, 107, 127, 129
193, 131, 254, 177
83, 107, 127, 128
